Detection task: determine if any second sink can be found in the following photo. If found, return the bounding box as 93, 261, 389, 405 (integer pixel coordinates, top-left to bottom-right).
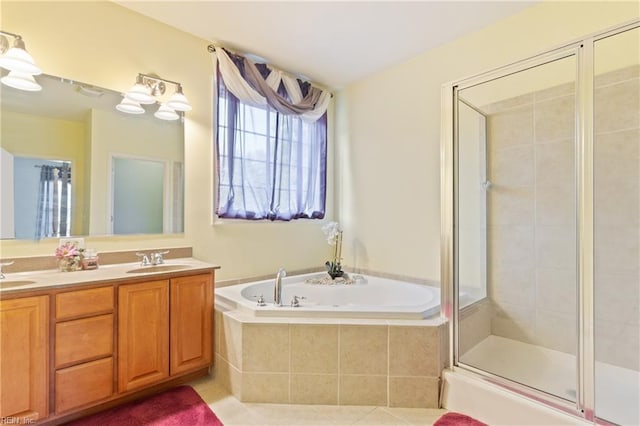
0, 280, 36, 289
126, 264, 189, 274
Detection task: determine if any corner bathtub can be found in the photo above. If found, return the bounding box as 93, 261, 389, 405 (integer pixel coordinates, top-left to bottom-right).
215, 272, 441, 319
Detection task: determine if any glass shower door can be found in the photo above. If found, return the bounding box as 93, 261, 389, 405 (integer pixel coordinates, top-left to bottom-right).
455, 53, 580, 402
593, 26, 640, 426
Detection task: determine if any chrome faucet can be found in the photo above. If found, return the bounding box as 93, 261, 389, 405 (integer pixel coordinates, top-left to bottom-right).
136, 252, 151, 266
150, 250, 169, 265
136, 250, 169, 266
274, 267, 286, 306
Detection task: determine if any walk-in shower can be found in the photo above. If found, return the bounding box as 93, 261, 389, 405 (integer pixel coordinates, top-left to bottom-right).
442, 20, 639, 425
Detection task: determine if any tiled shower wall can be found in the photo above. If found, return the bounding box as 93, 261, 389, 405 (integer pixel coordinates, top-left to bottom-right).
593, 65, 639, 371
485, 65, 639, 370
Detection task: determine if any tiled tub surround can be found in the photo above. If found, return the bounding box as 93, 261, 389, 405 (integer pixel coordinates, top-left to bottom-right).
466, 65, 640, 371
214, 270, 446, 408
214, 310, 448, 408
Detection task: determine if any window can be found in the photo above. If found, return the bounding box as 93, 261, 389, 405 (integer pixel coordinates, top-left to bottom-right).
215, 61, 327, 221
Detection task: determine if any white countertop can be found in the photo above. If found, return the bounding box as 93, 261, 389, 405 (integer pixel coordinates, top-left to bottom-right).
0, 258, 220, 294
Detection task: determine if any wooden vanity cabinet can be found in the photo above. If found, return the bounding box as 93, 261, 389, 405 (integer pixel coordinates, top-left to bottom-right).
54, 286, 114, 414
170, 274, 213, 374
118, 273, 214, 391
0, 295, 49, 422
0, 268, 215, 424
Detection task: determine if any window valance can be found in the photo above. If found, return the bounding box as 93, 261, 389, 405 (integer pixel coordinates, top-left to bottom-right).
211, 47, 331, 123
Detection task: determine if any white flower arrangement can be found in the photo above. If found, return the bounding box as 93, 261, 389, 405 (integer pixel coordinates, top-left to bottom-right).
322, 221, 343, 279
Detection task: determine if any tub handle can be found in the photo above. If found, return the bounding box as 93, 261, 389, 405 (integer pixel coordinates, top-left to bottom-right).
291, 295, 306, 307
254, 295, 266, 307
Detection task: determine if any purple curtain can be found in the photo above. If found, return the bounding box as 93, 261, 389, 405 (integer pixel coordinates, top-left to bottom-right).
215, 51, 327, 221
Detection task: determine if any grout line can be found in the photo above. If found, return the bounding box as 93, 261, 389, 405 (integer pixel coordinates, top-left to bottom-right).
594, 74, 640, 90
386, 324, 391, 408
337, 324, 341, 405
288, 323, 292, 404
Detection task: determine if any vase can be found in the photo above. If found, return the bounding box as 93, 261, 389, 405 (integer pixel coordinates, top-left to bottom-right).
328, 269, 344, 280
58, 257, 81, 272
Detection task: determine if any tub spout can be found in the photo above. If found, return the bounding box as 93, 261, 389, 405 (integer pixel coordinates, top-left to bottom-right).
274, 267, 286, 306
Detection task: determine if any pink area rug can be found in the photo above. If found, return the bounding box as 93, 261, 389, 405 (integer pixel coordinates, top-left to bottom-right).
434, 412, 488, 426
67, 385, 223, 425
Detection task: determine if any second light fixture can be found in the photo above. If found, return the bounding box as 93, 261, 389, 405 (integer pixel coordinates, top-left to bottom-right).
116, 73, 191, 120
0, 30, 42, 92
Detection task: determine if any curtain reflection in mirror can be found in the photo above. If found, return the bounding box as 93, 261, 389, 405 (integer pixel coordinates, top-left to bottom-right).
35, 162, 71, 239
14, 158, 71, 240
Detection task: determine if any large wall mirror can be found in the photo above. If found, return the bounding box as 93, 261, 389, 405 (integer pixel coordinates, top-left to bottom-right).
0, 74, 184, 240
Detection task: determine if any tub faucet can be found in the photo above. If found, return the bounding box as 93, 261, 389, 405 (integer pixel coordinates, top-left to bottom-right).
274, 267, 286, 306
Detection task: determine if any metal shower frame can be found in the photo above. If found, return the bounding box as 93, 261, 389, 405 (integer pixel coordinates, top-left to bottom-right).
440, 18, 639, 424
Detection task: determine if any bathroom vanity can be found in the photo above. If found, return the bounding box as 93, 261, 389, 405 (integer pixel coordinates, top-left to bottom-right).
0, 259, 218, 425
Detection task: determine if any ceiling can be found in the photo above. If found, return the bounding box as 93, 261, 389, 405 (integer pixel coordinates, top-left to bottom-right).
115, 1, 536, 90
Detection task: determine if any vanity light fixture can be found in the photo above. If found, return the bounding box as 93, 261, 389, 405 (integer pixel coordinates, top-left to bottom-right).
0, 30, 42, 91
117, 73, 190, 120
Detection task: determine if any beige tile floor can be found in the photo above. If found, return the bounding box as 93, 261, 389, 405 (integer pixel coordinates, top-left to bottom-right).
190, 375, 448, 425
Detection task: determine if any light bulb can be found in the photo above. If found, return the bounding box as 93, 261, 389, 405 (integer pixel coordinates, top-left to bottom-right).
166, 87, 192, 111
154, 103, 179, 121
125, 82, 155, 104
116, 97, 145, 114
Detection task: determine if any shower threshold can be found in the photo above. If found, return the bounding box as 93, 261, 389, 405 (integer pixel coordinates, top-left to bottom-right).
459, 335, 639, 425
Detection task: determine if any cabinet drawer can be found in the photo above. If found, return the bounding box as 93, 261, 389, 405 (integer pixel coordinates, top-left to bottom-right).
55, 357, 113, 414
55, 314, 113, 367
56, 286, 113, 319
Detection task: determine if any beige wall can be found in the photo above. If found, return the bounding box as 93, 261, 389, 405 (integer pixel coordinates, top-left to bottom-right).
0, 1, 332, 280
335, 1, 638, 282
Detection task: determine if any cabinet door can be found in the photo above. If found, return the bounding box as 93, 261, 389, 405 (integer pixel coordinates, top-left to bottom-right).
0, 296, 49, 421
170, 274, 213, 375
118, 280, 169, 392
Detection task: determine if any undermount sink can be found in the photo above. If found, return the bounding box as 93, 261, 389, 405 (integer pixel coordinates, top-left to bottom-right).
0, 280, 37, 289
126, 264, 189, 274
